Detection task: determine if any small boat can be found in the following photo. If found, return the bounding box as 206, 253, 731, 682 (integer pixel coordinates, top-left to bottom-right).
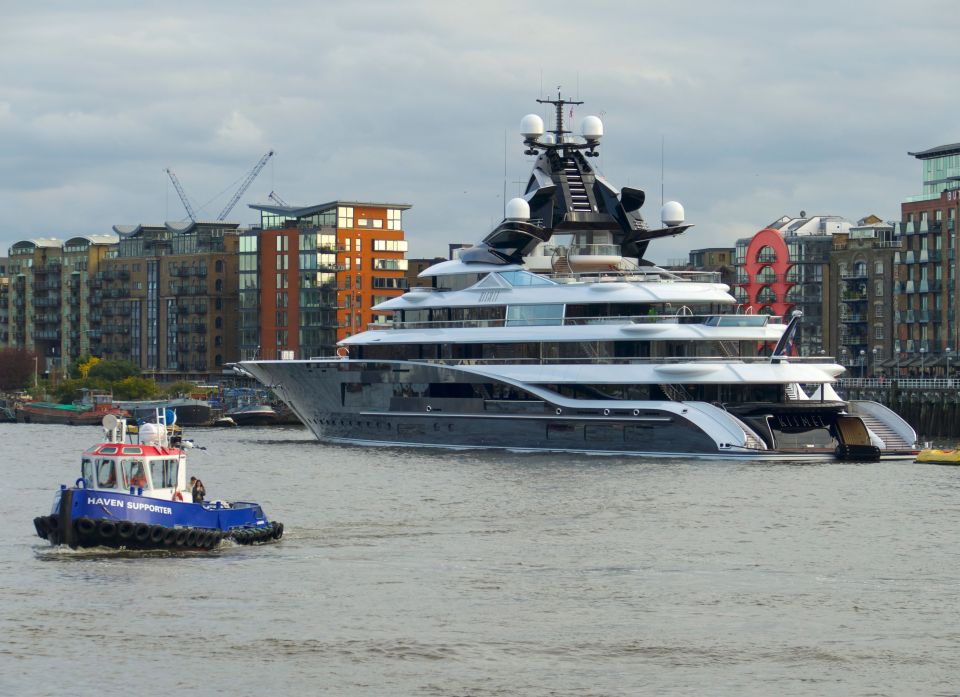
114, 398, 214, 427
915, 448, 960, 465
33, 412, 284, 550
212, 416, 238, 427
17, 391, 126, 426
225, 404, 279, 426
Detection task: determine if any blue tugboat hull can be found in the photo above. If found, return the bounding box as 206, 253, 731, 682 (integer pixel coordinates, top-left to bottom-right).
35, 487, 283, 550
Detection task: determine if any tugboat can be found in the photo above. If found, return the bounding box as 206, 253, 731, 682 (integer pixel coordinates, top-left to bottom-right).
33, 412, 284, 550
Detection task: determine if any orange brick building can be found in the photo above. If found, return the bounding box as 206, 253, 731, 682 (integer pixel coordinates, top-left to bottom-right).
242, 201, 410, 359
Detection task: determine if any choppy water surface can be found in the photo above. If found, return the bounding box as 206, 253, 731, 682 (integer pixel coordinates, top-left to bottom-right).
2, 423, 958, 696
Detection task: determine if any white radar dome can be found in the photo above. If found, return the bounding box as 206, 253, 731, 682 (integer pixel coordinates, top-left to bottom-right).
661, 201, 685, 227
520, 114, 544, 139
505, 197, 531, 221
581, 115, 603, 140
540, 133, 556, 145
139, 422, 163, 445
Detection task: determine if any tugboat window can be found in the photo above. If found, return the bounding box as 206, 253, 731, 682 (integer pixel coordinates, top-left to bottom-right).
81, 458, 94, 487
96, 459, 117, 488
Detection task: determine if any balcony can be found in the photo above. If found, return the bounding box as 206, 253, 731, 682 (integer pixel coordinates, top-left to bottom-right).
840, 314, 868, 323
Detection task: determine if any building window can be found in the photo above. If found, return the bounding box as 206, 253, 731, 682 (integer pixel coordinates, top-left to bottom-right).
874, 260, 884, 275
215, 260, 224, 273
276, 236, 288, 252
874, 280, 883, 297
387, 209, 402, 230
338, 206, 354, 228
874, 303, 884, 318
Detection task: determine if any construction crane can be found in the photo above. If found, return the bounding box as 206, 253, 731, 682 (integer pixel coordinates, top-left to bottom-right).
165, 168, 198, 222
164, 149, 275, 222
268, 190, 289, 206
217, 150, 274, 220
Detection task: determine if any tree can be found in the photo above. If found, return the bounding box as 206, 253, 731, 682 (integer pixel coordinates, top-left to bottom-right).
87, 359, 140, 383
69, 355, 100, 380
0, 349, 37, 391
164, 380, 199, 398
112, 376, 159, 400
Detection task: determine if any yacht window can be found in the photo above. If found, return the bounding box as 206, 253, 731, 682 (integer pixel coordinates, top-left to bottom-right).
473, 274, 511, 289
506, 304, 563, 326
496, 271, 556, 287
96, 459, 118, 488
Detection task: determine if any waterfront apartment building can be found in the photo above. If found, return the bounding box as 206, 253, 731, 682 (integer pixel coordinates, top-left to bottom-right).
5, 235, 117, 374
240, 200, 410, 360
896, 143, 960, 373
828, 215, 902, 375
94, 222, 240, 379
734, 215, 851, 357
0, 258, 9, 346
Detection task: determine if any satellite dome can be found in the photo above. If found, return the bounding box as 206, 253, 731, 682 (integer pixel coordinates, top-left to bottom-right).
540, 133, 556, 145
581, 115, 603, 140
520, 114, 544, 139
661, 201, 685, 227
505, 197, 530, 221
139, 422, 163, 445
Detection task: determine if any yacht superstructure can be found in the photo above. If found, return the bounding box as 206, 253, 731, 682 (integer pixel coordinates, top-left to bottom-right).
240, 95, 917, 460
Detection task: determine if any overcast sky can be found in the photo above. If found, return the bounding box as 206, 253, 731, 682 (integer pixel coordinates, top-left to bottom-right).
2, 1, 957, 264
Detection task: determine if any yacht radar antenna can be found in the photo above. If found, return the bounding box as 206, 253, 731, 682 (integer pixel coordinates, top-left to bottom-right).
524, 90, 601, 158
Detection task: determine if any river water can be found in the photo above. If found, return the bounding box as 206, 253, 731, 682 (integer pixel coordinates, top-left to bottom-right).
2, 422, 958, 696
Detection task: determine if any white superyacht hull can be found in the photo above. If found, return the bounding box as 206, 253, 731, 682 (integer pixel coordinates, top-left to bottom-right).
241, 358, 917, 462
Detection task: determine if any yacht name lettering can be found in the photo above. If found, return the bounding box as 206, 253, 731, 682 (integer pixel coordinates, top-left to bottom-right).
776, 414, 826, 428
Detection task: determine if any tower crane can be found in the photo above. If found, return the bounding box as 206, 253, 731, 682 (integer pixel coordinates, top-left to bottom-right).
217, 150, 274, 220
164, 149, 275, 222
268, 190, 289, 206
164, 168, 197, 222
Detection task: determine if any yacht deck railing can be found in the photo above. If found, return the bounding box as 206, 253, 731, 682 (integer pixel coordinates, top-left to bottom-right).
368, 313, 784, 332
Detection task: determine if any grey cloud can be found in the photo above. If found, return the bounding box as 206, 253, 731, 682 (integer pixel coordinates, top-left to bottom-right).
1, 1, 957, 261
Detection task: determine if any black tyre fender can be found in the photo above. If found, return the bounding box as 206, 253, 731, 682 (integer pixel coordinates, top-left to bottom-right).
117, 521, 136, 540
174, 529, 189, 546
185, 529, 199, 547
76, 517, 97, 536
273, 522, 284, 540
34, 517, 48, 539
163, 528, 179, 546
98, 520, 118, 539
149, 525, 166, 543
134, 523, 151, 542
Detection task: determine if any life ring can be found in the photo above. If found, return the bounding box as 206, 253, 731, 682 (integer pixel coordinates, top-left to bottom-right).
336, 346, 349, 358
172, 490, 184, 502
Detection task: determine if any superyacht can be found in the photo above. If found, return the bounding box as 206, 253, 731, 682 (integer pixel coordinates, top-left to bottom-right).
241, 95, 917, 460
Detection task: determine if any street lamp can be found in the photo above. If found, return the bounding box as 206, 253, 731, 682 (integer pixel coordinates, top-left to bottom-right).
920, 347, 926, 379
947, 347, 952, 385
33, 355, 38, 389
872, 347, 878, 379
859, 349, 866, 379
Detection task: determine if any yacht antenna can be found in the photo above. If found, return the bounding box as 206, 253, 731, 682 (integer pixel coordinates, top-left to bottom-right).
537, 89, 584, 145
